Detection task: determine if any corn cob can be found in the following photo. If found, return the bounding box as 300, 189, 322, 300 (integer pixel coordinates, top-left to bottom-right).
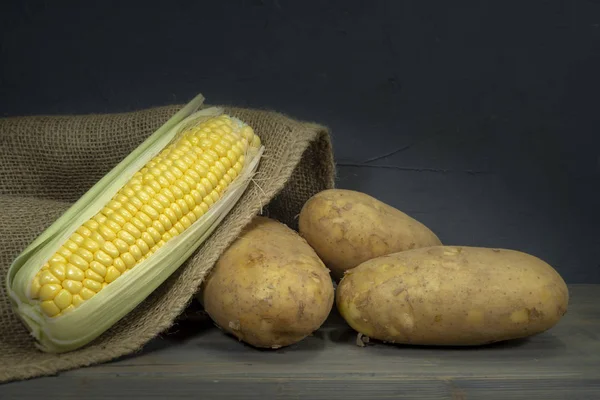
6, 94, 264, 353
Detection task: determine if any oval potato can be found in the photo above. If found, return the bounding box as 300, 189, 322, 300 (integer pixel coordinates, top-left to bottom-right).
200, 216, 334, 349
299, 189, 441, 280
337, 246, 569, 346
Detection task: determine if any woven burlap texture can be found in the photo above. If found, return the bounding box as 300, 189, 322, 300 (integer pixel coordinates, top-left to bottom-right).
0, 104, 335, 383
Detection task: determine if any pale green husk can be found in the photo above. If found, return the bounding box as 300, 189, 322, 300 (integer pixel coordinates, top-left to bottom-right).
6, 93, 264, 353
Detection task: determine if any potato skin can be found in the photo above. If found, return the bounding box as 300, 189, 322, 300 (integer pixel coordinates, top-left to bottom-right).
200, 216, 334, 349
298, 189, 441, 280
336, 246, 569, 346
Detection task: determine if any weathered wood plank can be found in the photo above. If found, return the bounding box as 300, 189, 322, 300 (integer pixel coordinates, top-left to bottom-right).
1, 284, 598, 399
2, 377, 599, 400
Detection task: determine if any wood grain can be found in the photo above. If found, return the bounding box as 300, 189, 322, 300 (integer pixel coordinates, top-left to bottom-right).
1, 284, 598, 399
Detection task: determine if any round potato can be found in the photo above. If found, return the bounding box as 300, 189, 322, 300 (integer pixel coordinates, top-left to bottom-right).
200, 216, 334, 349
298, 189, 441, 280
337, 246, 569, 346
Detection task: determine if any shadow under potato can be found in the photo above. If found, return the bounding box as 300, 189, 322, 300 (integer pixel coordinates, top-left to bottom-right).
195, 324, 328, 363
327, 324, 566, 355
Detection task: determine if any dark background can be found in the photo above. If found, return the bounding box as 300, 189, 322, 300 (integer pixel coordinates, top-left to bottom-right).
1, 0, 598, 283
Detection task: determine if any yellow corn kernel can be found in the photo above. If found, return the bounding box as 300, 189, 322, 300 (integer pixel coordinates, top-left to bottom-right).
171, 185, 184, 200
75, 248, 94, 264
82, 238, 100, 253
185, 211, 197, 225
94, 250, 113, 267
101, 241, 120, 258
65, 264, 85, 281
171, 203, 183, 220
49, 254, 68, 264
63, 280, 83, 294
130, 217, 147, 232
30, 277, 41, 298
70, 233, 85, 246
107, 212, 127, 227
49, 263, 66, 281
136, 239, 150, 255
175, 180, 191, 195
98, 225, 116, 241
113, 238, 129, 253
72, 295, 84, 307
83, 279, 102, 292
80, 288, 95, 300
129, 245, 142, 261
140, 232, 155, 248
164, 208, 178, 225
172, 222, 185, 234
41, 301, 60, 317
88, 261, 106, 277
105, 220, 122, 233
113, 257, 127, 273
180, 216, 192, 230
121, 252, 136, 268
141, 204, 160, 220
39, 284, 61, 301
53, 289, 72, 310
83, 220, 99, 230
105, 267, 121, 283
89, 231, 106, 246
63, 240, 78, 253
77, 226, 92, 237
123, 222, 142, 239
147, 227, 162, 242
117, 230, 136, 246
193, 203, 209, 218
85, 268, 104, 283
251, 134, 261, 148
158, 214, 172, 231
39, 271, 60, 286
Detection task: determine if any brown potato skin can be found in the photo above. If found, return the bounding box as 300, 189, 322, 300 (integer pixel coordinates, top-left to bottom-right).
336, 246, 569, 346
200, 216, 334, 349
298, 189, 441, 280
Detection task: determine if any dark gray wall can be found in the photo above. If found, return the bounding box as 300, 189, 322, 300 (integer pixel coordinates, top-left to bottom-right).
1, 1, 598, 282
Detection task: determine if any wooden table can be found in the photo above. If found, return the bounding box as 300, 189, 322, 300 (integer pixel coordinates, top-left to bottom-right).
2, 284, 598, 399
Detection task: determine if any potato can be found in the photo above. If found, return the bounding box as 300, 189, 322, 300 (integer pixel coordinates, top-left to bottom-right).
336, 246, 569, 346
200, 216, 335, 349
298, 189, 441, 280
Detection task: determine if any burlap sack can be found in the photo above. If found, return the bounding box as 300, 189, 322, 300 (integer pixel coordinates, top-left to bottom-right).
0, 103, 335, 382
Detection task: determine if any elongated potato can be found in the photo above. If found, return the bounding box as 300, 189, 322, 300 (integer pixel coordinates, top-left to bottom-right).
299, 189, 441, 280
337, 246, 569, 346
200, 216, 334, 349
